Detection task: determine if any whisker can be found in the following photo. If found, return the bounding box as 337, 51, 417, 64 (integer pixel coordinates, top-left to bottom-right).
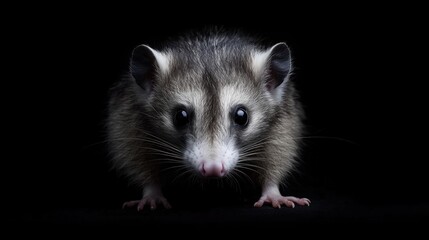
238, 158, 266, 162
134, 138, 182, 153
241, 146, 266, 151
232, 168, 254, 186
235, 165, 263, 175
136, 147, 182, 157
226, 173, 241, 193
171, 168, 195, 184
240, 147, 266, 155
237, 162, 266, 171
190, 174, 199, 186
113, 125, 184, 149
138, 152, 183, 160
240, 138, 269, 152
160, 164, 190, 173
100, 135, 183, 152
143, 158, 184, 165
142, 131, 185, 150
239, 152, 266, 158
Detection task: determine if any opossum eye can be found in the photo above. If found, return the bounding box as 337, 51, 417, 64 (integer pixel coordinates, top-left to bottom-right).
234, 107, 248, 127
174, 109, 190, 129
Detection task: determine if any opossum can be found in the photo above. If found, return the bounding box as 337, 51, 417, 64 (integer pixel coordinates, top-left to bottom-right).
107, 30, 310, 210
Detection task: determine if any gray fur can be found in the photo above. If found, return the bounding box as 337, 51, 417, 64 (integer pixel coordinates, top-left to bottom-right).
107, 31, 304, 193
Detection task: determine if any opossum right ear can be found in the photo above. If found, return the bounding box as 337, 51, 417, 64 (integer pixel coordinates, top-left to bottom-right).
130, 45, 169, 93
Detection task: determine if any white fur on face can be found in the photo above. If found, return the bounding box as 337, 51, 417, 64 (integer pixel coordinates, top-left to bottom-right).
251, 50, 271, 78
179, 87, 241, 175
184, 137, 239, 174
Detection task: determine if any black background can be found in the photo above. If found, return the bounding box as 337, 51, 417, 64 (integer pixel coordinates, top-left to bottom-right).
4, 5, 426, 231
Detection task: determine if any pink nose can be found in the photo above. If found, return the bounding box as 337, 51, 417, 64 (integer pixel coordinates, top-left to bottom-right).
200, 162, 225, 177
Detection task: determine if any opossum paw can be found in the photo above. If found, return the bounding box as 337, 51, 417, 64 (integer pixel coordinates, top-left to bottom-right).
254, 195, 311, 208
122, 196, 172, 211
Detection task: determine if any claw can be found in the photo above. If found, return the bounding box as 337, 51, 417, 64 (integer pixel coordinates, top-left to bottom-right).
123, 196, 172, 211
254, 195, 310, 209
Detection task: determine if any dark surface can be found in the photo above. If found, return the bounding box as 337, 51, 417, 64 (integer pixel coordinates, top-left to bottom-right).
12, 197, 429, 227
4, 7, 426, 232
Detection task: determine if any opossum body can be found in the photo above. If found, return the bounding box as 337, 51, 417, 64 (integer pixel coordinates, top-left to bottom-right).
107, 30, 310, 210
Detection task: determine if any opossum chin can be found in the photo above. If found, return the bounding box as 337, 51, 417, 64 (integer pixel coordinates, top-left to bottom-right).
184, 140, 239, 178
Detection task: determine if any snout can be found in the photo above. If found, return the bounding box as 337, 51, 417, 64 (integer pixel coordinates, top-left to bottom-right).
199, 161, 226, 177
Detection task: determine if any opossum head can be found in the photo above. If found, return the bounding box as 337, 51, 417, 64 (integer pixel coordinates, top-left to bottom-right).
130, 34, 292, 178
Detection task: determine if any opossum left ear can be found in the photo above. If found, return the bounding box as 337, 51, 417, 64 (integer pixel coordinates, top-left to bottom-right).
252, 42, 292, 103
265, 43, 292, 92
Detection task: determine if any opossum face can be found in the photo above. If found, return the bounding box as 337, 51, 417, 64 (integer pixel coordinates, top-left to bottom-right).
130, 39, 291, 178
169, 79, 268, 178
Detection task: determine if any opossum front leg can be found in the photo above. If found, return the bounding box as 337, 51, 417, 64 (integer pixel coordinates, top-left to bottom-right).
254, 181, 310, 208
122, 183, 171, 211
